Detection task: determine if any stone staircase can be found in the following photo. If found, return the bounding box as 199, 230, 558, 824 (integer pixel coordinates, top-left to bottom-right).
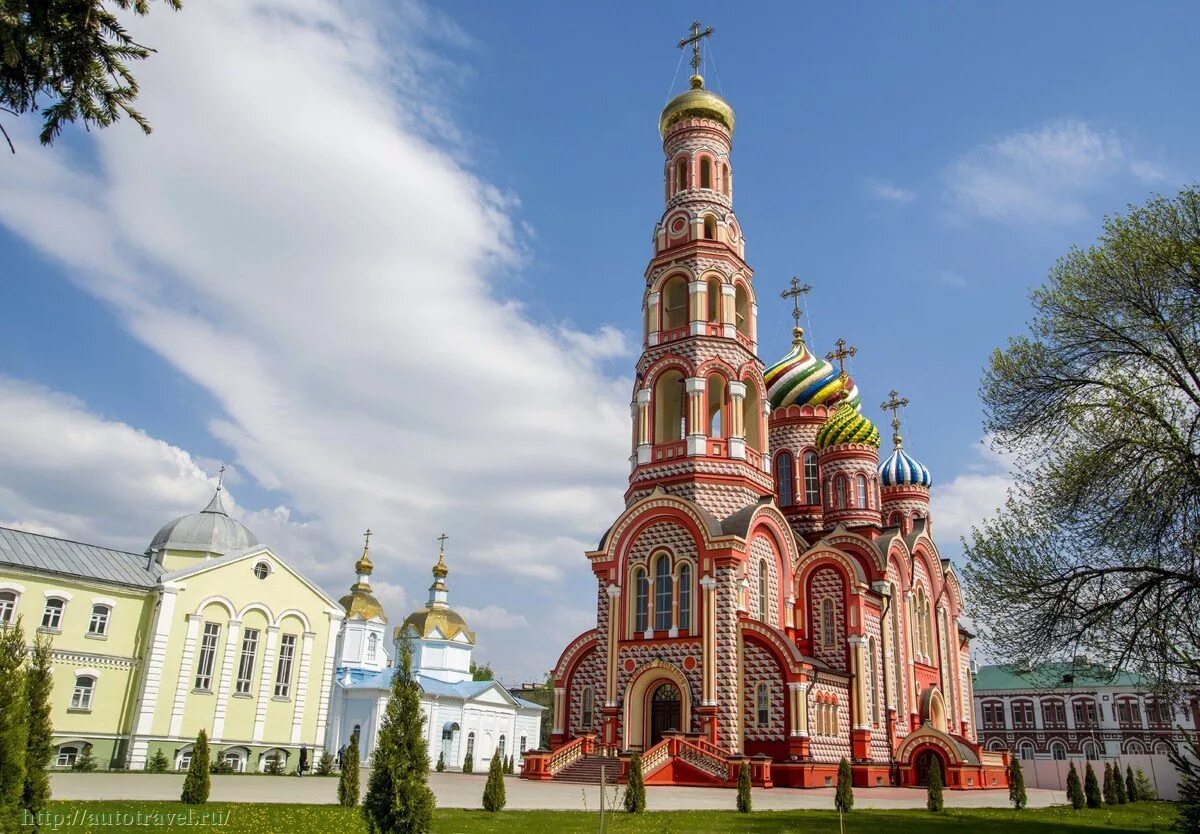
553, 755, 621, 784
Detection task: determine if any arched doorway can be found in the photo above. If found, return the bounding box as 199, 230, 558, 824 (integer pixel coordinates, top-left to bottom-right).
914, 748, 946, 787
649, 682, 682, 745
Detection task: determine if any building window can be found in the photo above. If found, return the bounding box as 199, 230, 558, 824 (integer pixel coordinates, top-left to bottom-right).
775, 452, 794, 507
835, 476, 847, 509
1050, 742, 1066, 761
1073, 699, 1098, 728
803, 451, 819, 505
70, 676, 95, 710
1082, 741, 1099, 760
253, 561, 270, 580
520, 736, 527, 755
756, 682, 769, 726
675, 159, 686, 193
1012, 701, 1034, 728
982, 701, 1005, 729
466, 732, 475, 760
56, 746, 80, 768
222, 750, 245, 772
868, 637, 879, 724
41, 598, 65, 631
1147, 701, 1171, 726
757, 560, 768, 623
367, 633, 378, 662
193, 622, 221, 691
1018, 742, 1034, 760
678, 563, 692, 632
1042, 700, 1066, 727
0, 591, 18, 625
819, 598, 836, 648
855, 474, 868, 508
581, 686, 594, 728
87, 604, 110, 636
700, 157, 712, 189
260, 749, 287, 773
703, 215, 717, 240
654, 554, 672, 631
274, 634, 297, 698
235, 628, 259, 695
634, 568, 648, 634
497, 735, 506, 763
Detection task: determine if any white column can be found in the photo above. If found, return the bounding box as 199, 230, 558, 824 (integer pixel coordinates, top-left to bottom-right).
290, 631, 316, 744
635, 388, 652, 464
687, 281, 706, 336
168, 614, 204, 738
720, 284, 736, 339
684, 376, 706, 456
253, 626, 280, 743
727, 380, 747, 459
211, 619, 243, 741
129, 585, 180, 768
314, 612, 343, 753
605, 584, 620, 707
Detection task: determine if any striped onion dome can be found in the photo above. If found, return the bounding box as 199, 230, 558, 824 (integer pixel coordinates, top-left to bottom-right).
816, 400, 881, 450
764, 329, 862, 411
878, 445, 932, 488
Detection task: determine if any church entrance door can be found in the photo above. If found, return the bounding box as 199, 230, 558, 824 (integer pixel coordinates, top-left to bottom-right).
649, 682, 681, 746
914, 749, 943, 787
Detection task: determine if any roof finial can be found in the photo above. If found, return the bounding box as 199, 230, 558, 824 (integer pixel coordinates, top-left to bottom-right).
826, 338, 858, 380
780, 276, 813, 345
678, 20, 715, 79
355, 527, 373, 576
216, 464, 226, 491
432, 533, 449, 581
881, 389, 910, 449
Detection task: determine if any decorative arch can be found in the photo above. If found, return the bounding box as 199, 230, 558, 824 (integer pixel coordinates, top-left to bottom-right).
194, 595, 236, 619
920, 686, 948, 732
274, 608, 312, 632
622, 660, 693, 750
237, 602, 275, 623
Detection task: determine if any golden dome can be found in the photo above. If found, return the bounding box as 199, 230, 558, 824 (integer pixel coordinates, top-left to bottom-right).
659, 75, 735, 138
339, 582, 387, 622
397, 606, 475, 644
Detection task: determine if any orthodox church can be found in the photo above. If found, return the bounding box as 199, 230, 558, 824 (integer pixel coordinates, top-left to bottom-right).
524, 30, 1009, 791
325, 538, 543, 770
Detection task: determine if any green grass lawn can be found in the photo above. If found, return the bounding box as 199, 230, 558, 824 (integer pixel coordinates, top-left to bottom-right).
31, 800, 1177, 833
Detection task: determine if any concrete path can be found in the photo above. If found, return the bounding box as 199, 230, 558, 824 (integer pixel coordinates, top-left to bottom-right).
50, 772, 1065, 810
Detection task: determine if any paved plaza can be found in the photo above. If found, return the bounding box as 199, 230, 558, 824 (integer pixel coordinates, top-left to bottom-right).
50, 772, 1064, 810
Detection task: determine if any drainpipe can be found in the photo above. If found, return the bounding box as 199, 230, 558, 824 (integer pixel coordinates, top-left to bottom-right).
873, 580, 897, 786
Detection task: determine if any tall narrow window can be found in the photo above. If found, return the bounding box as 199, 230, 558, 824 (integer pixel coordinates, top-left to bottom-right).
581, 686, 594, 727
466, 732, 475, 760
194, 622, 221, 691
700, 157, 712, 188
274, 633, 297, 698
835, 476, 847, 509
676, 159, 686, 193
856, 474, 868, 508
803, 452, 819, 505
775, 452, 794, 507
707, 374, 727, 439
41, 598, 64, 631
634, 569, 648, 634
723, 166, 731, 195
820, 598, 836, 648
654, 554, 672, 631
703, 215, 717, 240
71, 675, 95, 710
868, 637, 879, 724
236, 628, 259, 695
706, 278, 721, 321
498, 735, 506, 762
0, 591, 15, 625
678, 563, 692, 631
756, 682, 770, 726
87, 604, 110, 636
366, 633, 378, 662
758, 560, 768, 623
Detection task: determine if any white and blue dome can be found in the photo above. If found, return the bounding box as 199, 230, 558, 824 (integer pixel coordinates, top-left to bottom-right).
878, 446, 932, 488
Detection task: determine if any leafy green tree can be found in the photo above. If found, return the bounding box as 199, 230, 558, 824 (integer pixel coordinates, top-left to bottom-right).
926, 758, 943, 813
362, 638, 435, 834
1114, 761, 1128, 804
1066, 762, 1085, 809
1084, 762, 1102, 808
435, 752, 444, 773
469, 661, 493, 681
963, 185, 1200, 690
0, 0, 184, 150
22, 634, 51, 821
481, 751, 505, 812
623, 751, 645, 813
835, 757, 853, 812
1009, 756, 1026, 810
0, 618, 29, 833
145, 748, 169, 774
180, 730, 209, 804
316, 752, 334, 777
736, 761, 751, 813
1170, 736, 1200, 834
1125, 765, 1138, 803
337, 734, 359, 808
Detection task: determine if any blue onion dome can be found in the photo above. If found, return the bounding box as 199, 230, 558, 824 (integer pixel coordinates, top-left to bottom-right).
816, 398, 881, 450
878, 444, 932, 488
764, 329, 862, 412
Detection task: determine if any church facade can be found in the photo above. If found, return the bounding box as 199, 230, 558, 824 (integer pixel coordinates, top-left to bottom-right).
525, 58, 1008, 790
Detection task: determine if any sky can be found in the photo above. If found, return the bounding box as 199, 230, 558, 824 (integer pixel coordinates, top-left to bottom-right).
0, 1, 1196, 682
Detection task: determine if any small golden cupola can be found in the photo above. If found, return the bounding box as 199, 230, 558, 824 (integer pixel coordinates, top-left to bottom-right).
339, 529, 387, 623
398, 535, 476, 683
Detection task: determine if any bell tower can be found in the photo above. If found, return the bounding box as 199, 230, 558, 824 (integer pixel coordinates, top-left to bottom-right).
627, 25, 773, 520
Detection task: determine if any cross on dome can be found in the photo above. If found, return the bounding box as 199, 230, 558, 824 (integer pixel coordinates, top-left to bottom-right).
678, 20, 715, 76
780, 276, 813, 343
880, 389, 910, 448
826, 338, 857, 379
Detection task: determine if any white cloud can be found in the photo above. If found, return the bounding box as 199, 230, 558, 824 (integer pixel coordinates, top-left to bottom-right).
867, 180, 917, 204
0, 0, 627, 681
931, 439, 1015, 544
942, 119, 1162, 225
457, 605, 528, 631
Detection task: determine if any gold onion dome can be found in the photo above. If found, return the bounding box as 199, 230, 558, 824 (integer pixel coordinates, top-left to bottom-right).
339, 547, 386, 623
398, 545, 475, 644
816, 398, 882, 450
659, 75, 735, 138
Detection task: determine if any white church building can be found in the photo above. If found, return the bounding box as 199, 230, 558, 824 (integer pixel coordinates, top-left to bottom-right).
325, 538, 543, 769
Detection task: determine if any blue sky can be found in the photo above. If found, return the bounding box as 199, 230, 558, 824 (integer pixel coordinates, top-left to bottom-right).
0, 1, 1196, 680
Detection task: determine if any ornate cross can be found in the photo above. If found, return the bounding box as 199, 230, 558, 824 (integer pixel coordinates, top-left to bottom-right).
881, 389, 909, 446
363, 528, 372, 550
437, 532, 449, 552
780, 276, 813, 330
678, 20, 715, 75
216, 464, 226, 490
826, 338, 857, 378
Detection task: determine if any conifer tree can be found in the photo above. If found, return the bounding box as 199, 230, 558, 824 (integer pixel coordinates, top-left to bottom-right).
1134, 768, 1155, 801
1084, 762, 1102, 808
623, 751, 645, 813
1103, 762, 1117, 805
1008, 756, 1026, 810
1066, 762, 1085, 809
180, 730, 210, 804
462, 750, 473, 774
316, 751, 334, 776
362, 639, 435, 834
1114, 761, 1128, 804
926, 758, 944, 812
1170, 736, 1200, 834
736, 761, 751, 813
835, 757, 853, 813
1125, 765, 1138, 803
435, 752, 444, 772
0, 619, 29, 833
70, 746, 97, 772
22, 635, 51, 822
481, 751, 505, 812
146, 749, 169, 773
338, 734, 360, 807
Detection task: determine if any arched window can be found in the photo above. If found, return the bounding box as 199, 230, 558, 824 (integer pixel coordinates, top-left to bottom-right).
70, 675, 95, 711
703, 215, 717, 240
734, 283, 751, 338
466, 732, 475, 760
803, 452, 819, 505
87, 604, 110, 636
1050, 741, 1067, 760
678, 563, 692, 631
723, 166, 731, 195
758, 559, 768, 623
868, 637, 878, 724
653, 370, 686, 443
1082, 741, 1098, 761
366, 633, 378, 662
744, 383, 762, 451
581, 686, 594, 728
756, 682, 770, 726
819, 598, 836, 648
675, 159, 687, 193
889, 511, 903, 528
775, 452, 794, 507
856, 474, 868, 508
0, 590, 16, 625
707, 374, 727, 438
498, 735, 506, 762
56, 745, 80, 768
661, 275, 688, 330
654, 554, 672, 631
634, 568, 649, 634
222, 748, 246, 773
41, 597, 65, 631
1018, 741, 1034, 760
706, 278, 721, 321
700, 157, 712, 189
835, 476, 848, 510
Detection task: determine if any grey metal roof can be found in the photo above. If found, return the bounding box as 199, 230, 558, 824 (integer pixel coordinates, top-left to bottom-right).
0, 526, 164, 589
147, 488, 258, 556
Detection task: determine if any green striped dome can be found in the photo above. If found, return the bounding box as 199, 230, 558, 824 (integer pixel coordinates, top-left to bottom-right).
816, 401, 881, 450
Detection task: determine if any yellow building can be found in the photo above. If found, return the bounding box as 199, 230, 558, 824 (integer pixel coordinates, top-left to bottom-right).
0, 486, 344, 772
